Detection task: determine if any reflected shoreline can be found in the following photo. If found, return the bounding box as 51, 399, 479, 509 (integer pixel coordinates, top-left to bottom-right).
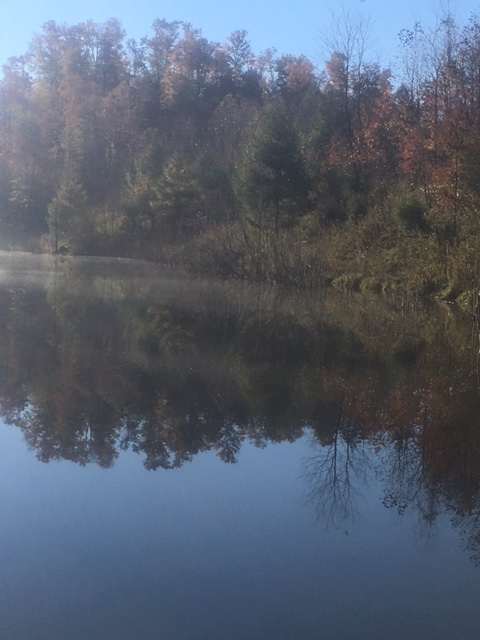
1, 261, 480, 563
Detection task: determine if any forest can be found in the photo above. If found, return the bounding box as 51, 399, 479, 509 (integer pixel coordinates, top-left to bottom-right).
2, 14, 480, 302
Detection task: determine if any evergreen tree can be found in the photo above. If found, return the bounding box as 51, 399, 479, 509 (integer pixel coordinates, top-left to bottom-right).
153, 157, 203, 240
237, 103, 309, 234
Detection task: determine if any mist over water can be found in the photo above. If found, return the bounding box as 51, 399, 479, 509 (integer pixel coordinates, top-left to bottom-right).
0, 256, 479, 638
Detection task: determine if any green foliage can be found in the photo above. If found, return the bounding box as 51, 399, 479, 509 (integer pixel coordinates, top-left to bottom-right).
152, 157, 204, 240
395, 196, 427, 233
236, 103, 310, 232
48, 177, 88, 253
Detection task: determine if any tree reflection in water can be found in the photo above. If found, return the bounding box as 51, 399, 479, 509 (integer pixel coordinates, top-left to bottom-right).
2, 262, 480, 562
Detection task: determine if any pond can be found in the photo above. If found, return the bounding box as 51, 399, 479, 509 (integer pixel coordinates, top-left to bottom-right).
0, 255, 479, 639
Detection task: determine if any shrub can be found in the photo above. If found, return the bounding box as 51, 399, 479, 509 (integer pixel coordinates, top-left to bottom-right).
395, 197, 427, 233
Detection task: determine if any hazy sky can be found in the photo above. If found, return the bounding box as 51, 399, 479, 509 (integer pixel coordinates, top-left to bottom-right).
0, 0, 479, 69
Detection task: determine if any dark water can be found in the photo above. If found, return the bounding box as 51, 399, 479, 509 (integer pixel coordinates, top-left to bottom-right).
0, 256, 480, 639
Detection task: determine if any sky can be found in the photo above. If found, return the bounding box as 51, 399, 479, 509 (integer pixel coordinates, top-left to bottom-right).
0, 0, 479, 70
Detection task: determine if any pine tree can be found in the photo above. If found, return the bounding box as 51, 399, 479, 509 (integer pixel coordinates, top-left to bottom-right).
153, 157, 203, 240
237, 103, 309, 234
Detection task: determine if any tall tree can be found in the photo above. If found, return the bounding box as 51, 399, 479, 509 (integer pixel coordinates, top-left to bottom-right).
237, 102, 310, 234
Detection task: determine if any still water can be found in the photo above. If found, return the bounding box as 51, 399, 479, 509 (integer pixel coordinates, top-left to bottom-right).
0, 254, 479, 639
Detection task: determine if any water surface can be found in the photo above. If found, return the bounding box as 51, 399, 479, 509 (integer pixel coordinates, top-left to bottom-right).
0, 256, 479, 639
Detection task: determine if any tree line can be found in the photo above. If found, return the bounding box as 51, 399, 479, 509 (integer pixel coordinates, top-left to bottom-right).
2, 14, 480, 299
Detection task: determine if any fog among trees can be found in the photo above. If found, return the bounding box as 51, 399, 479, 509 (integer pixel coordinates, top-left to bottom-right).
2, 14, 480, 300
